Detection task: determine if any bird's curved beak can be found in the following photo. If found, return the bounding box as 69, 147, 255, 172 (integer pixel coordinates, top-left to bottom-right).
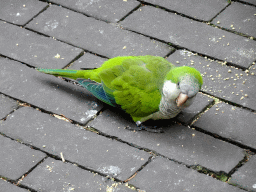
176, 93, 189, 107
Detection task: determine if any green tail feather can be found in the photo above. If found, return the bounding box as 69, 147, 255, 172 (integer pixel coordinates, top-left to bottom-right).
37, 68, 92, 80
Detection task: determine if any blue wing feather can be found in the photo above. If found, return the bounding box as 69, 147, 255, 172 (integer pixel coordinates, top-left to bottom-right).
77, 78, 117, 107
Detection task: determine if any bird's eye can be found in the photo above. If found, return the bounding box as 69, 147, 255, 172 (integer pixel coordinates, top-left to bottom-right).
177, 82, 180, 88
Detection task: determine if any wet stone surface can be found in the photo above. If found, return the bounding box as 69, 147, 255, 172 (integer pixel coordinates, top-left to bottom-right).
0, 107, 151, 181
193, 102, 256, 150
240, 0, 256, 6
229, 155, 256, 192
88, 109, 245, 173
68, 52, 107, 70
49, 0, 140, 23
142, 0, 229, 21
26, 5, 174, 58
121, 6, 256, 68
167, 50, 256, 110
0, 94, 19, 120
1, 1, 256, 191
0, 57, 102, 124
21, 158, 135, 192
212, 2, 256, 38
0, 135, 46, 180
0, 179, 29, 192
0, 0, 48, 26
130, 157, 245, 192
0, 21, 82, 69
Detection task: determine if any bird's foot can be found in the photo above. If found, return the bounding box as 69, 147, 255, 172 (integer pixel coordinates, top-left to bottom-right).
136, 121, 142, 127
135, 121, 163, 133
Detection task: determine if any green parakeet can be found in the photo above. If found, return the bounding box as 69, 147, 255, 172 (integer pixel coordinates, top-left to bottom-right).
37, 55, 203, 126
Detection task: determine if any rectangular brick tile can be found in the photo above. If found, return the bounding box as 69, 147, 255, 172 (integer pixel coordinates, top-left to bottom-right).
167, 50, 256, 110
121, 6, 256, 68
68, 52, 107, 70
143, 0, 228, 21
229, 155, 256, 192
88, 109, 245, 173
193, 102, 256, 149
0, 107, 151, 181
0, 21, 82, 69
0, 94, 19, 120
21, 158, 135, 192
49, 0, 140, 23
0, 57, 102, 124
130, 157, 245, 192
0, 135, 46, 180
0, 179, 28, 192
26, 5, 173, 58
212, 2, 256, 38
240, 0, 256, 5
0, 0, 48, 26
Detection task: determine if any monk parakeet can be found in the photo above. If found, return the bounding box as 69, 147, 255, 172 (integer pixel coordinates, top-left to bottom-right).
37, 55, 203, 126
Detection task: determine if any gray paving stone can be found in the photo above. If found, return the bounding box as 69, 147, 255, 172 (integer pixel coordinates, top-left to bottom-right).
49, 0, 140, 23
68, 52, 107, 70
229, 155, 256, 192
176, 92, 214, 125
143, 0, 228, 21
21, 158, 134, 192
0, 57, 103, 124
130, 157, 245, 192
26, 5, 173, 58
193, 102, 256, 149
0, 135, 46, 180
121, 6, 256, 68
0, 21, 82, 69
0, 0, 48, 26
0, 179, 28, 192
212, 2, 256, 38
240, 0, 256, 5
167, 50, 256, 110
88, 109, 245, 173
0, 107, 151, 181
0, 94, 19, 120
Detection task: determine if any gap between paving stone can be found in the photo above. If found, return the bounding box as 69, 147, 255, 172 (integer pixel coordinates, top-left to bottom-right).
0, 0, 48, 26
129, 157, 246, 192
0, 21, 83, 69
0, 57, 104, 124
88, 108, 245, 174
0, 102, 243, 186
120, 6, 256, 69
137, 0, 229, 22
0, 107, 152, 181
0, 178, 30, 192
25, 4, 174, 58
0, 134, 47, 181
47, 0, 141, 23
167, 50, 256, 110
19, 158, 137, 192
91, 119, 247, 183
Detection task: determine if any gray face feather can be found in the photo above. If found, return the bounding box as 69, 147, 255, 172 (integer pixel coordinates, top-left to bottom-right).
179, 75, 200, 98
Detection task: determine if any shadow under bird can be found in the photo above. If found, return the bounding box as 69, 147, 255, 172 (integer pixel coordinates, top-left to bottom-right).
37, 55, 203, 126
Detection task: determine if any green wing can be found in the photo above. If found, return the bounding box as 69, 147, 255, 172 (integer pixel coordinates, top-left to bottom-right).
37, 55, 175, 122
99, 56, 174, 122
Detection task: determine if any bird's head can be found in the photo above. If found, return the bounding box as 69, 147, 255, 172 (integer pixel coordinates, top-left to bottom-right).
164, 66, 203, 107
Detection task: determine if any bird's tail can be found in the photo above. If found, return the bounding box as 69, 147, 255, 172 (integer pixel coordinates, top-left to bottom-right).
37, 68, 93, 80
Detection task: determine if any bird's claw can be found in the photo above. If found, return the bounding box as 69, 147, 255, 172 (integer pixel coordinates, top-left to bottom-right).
136, 121, 142, 127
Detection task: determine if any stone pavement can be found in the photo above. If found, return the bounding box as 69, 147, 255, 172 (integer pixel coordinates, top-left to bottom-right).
0, 0, 255, 191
